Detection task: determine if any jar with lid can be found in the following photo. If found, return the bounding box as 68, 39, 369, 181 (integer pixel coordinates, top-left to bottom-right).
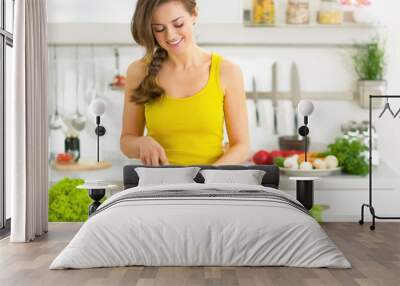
252, 0, 275, 25
286, 0, 310, 25
318, 0, 343, 24
64, 134, 80, 162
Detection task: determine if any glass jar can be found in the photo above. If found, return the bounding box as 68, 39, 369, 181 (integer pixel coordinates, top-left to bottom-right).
252, 0, 275, 25
286, 0, 310, 25
318, 0, 343, 24
65, 134, 80, 162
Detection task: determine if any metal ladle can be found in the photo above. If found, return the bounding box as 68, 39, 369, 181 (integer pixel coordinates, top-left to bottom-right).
71, 46, 87, 132
49, 47, 65, 131
89, 45, 99, 101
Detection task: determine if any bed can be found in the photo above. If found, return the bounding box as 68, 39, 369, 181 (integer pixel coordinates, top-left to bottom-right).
50, 164, 350, 269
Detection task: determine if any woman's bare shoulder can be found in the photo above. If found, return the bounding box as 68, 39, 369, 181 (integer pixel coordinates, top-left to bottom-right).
219, 58, 244, 91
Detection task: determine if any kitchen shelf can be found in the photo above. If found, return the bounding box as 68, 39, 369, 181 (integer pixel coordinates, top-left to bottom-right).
243, 22, 381, 29
51, 161, 112, 172
48, 22, 383, 48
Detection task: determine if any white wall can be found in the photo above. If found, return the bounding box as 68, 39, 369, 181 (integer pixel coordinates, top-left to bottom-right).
47, 0, 243, 23
379, 0, 400, 178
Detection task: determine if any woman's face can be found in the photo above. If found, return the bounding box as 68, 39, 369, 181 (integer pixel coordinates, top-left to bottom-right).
151, 1, 197, 55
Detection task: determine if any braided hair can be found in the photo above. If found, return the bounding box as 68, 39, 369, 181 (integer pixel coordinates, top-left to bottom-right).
130, 0, 197, 104
131, 47, 168, 104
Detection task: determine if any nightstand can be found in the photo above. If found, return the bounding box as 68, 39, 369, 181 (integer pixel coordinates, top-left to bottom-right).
77, 181, 120, 216
289, 177, 320, 210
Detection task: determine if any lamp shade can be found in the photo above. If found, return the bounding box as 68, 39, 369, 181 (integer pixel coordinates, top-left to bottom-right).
297, 100, 314, 116
89, 98, 106, 116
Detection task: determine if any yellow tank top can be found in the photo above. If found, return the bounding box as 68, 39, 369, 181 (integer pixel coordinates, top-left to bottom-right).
145, 52, 225, 166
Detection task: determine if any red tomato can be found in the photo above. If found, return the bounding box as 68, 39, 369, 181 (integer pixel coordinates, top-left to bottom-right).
252, 150, 271, 165
56, 153, 73, 164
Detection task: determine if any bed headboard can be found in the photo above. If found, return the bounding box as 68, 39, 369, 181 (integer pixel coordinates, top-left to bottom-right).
123, 165, 280, 190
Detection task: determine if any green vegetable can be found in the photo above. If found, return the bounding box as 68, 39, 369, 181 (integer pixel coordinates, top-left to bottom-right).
49, 177, 106, 222
274, 157, 285, 168
352, 38, 385, 81
321, 138, 369, 176
310, 205, 324, 223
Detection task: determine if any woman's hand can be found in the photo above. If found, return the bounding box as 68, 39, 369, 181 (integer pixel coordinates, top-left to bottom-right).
138, 136, 169, 166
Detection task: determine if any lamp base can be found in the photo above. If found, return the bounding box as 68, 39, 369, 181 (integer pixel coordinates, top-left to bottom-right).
296, 180, 314, 210
88, 188, 106, 216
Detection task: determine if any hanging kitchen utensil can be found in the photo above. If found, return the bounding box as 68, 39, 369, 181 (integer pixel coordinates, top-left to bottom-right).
252, 76, 261, 127
71, 46, 87, 132
109, 47, 126, 90
271, 62, 279, 135
290, 62, 301, 135
88, 45, 99, 102
49, 47, 65, 131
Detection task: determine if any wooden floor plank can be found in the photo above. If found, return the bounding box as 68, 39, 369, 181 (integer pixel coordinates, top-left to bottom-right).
0, 222, 400, 286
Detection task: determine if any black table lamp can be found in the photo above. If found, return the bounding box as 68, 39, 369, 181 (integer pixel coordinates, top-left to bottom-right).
295, 100, 316, 210
89, 98, 107, 163
297, 100, 315, 162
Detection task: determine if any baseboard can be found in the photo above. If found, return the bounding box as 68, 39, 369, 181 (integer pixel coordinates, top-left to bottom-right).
0, 218, 11, 239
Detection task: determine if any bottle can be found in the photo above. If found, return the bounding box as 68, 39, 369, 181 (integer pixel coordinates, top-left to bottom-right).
252, 0, 275, 25
318, 0, 343, 24
64, 134, 72, 155
286, 0, 310, 25
64, 134, 80, 162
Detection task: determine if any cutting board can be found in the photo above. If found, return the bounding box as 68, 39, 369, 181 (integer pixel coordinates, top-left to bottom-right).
51, 161, 112, 172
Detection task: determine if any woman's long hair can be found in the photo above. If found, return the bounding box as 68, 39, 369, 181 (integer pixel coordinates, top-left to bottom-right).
130, 0, 197, 104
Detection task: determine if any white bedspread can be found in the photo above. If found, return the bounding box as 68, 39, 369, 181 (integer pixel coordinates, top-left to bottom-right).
50, 183, 351, 269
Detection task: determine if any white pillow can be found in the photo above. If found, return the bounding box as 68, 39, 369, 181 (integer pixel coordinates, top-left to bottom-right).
200, 169, 266, 185
135, 167, 201, 186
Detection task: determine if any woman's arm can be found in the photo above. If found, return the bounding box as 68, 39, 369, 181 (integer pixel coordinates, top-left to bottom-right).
213, 60, 251, 165
120, 60, 147, 158
120, 60, 169, 166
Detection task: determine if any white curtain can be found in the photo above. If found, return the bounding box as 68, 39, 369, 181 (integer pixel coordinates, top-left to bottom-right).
8, 0, 48, 242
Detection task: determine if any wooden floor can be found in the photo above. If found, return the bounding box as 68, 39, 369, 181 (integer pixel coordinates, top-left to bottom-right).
0, 222, 399, 286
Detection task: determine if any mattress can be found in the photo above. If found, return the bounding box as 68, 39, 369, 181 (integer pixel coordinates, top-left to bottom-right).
50, 183, 351, 269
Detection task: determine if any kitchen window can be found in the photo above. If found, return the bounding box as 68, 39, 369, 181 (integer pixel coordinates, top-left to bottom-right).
0, 0, 14, 235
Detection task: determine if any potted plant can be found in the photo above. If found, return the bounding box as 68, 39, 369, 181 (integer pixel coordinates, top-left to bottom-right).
352, 38, 386, 109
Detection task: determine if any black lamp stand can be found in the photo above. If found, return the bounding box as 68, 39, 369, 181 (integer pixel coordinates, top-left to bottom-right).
295, 116, 314, 210
94, 115, 106, 163
298, 116, 310, 161
88, 188, 106, 216
296, 180, 314, 210
87, 116, 107, 216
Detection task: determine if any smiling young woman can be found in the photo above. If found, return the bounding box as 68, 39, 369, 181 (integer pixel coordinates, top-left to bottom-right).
120, 0, 250, 166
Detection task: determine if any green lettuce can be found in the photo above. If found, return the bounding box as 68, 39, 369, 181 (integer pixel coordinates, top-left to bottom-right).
49, 177, 105, 222
321, 138, 369, 176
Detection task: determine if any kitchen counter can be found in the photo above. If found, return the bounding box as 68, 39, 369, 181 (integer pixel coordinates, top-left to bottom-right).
280, 161, 400, 192
280, 162, 400, 221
